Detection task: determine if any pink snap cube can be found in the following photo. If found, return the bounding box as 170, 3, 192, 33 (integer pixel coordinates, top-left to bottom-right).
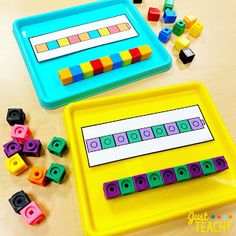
20, 201, 45, 225
11, 124, 31, 144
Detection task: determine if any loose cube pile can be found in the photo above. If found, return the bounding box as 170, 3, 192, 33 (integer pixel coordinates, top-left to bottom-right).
3, 108, 68, 225
144, 0, 204, 64
103, 156, 228, 199
58, 45, 152, 85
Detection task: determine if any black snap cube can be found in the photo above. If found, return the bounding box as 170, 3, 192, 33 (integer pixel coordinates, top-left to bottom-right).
7, 108, 25, 126
179, 48, 195, 64
8, 190, 31, 214
133, 0, 142, 3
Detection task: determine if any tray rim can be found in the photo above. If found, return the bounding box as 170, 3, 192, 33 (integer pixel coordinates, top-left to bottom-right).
64, 81, 236, 236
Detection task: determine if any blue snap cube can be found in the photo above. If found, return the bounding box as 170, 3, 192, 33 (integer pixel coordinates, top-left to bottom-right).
110, 54, 123, 69
70, 65, 83, 82
163, 9, 177, 23
158, 26, 172, 43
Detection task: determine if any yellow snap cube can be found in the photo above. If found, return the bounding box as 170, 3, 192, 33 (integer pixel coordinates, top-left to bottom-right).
119, 51, 132, 66
138, 45, 152, 61
5, 153, 28, 176
189, 21, 204, 38
174, 36, 191, 51
57, 37, 70, 47
98, 28, 110, 36
35, 43, 48, 53
79, 32, 90, 41
80, 62, 94, 78
183, 15, 198, 29
117, 23, 130, 32
100, 56, 113, 72
58, 68, 73, 85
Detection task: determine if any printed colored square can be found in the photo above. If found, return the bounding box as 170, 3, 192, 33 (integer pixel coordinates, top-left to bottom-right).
160, 168, 177, 185
90, 59, 103, 75
147, 171, 164, 188
117, 23, 130, 31
58, 68, 73, 85
110, 54, 122, 69
126, 130, 142, 143
212, 156, 228, 172
100, 135, 115, 149
100, 56, 113, 72
119, 51, 132, 66
68, 35, 80, 44
35, 43, 48, 53
139, 127, 155, 141
78, 32, 90, 41
86, 138, 102, 152
46, 41, 59, 50
98, 28, 110, 36
164, 122, 179, 135
138, 45, 152, 60
113, 132, 129, 146
108, 25, 120, 34
103, 180, 121, 199
187, 162, 203, 178
70, 65, 83, 82
129, 48, 141, 63
88, 30, 100, 39
152, 124, 167, 138
118, 177, 136, 195
188, 117, 204, 130
176, 120, 192, 133
200, 159, 216, 175
80, 62, 94, 78
174, 165, 190, 182
57, 37, 70, 47
133, 174, 150, 191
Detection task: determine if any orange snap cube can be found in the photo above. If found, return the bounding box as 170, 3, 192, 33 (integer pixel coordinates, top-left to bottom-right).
28, 166, 47, 186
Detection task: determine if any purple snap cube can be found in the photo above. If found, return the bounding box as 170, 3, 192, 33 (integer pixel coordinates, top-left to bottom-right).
113, 132, 129, 146
3, 139, 22, 157
86, 138, 102, 152
164, 122, 179, 135
23, 138, 42, 157
187, 162, 204, 178
188, 117, 204, 130
133, 174, 150, 191
139, 127, 155, 141
212, 156, 228, 172
103, 180, 121, 199
160, 168, 177, 184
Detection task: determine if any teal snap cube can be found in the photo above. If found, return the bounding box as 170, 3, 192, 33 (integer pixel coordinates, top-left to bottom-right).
118, 177, 136, 195
174, 165, 191, 181
200, 159, 216, 175
47, 137, 67, 157
147, 171, 164, 188
46, 163, 66, 184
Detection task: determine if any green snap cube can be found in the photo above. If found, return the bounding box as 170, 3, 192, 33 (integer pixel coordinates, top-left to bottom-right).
173, 20, 186, 36
118, 177, 136, 195
100, 135, 115, 149
47, 137, 67, 157
147, 171, 164, 188
176, 120, 192, 133
126, 130, 142, 143
164, 0, 174, 10
174, 165, 190, 181
46, 163, 66, 184
200, 159, 216, 175
151, 125, 167, 138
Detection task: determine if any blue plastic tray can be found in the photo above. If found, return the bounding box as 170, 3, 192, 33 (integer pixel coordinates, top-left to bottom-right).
13, 0, 171, 109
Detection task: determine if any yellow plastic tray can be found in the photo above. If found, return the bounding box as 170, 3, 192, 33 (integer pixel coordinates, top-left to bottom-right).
64, 82, 236, 236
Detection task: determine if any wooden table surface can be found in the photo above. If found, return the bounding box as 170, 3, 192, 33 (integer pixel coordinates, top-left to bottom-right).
1, 0, 236, 235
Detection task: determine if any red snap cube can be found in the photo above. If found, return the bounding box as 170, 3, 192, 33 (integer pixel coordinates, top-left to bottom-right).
147, 7, 161, 22
129, 48, 142, 63
90, 59, 104, 75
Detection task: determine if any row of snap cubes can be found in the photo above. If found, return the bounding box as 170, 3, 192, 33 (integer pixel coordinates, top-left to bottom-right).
58, 45, 152, 85
103, 156, 228, 199
86, 117, 204, 153
35, 23, 131, 53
